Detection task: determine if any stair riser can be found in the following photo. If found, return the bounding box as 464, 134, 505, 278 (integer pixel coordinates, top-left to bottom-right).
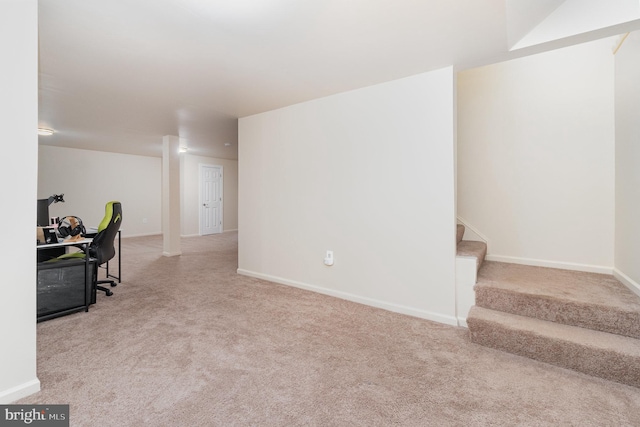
468, 317, 640, 388
475, 288, 640, 340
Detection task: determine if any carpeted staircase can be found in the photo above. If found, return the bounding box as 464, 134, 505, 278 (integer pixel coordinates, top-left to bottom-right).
456, 224, 487, 271
466, 257, 640, 388
455, 224, 488, 326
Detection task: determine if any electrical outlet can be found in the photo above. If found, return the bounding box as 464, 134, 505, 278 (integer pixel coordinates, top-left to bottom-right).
324, 250, 334, 266
142, 218, 148, 224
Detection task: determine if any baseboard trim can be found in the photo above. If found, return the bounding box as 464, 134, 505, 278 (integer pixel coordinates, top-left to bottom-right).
237, 269, 458, 326
613, 268, 640, 298
162, 251, 182, 257
485, 254, 613, 275
123, 231, 237, 239
0, 378, 40, 404
121, 232, 162, 238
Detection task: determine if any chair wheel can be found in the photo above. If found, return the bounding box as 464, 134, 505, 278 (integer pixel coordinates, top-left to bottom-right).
106, 290, 113, 296
110, 282, 117, 287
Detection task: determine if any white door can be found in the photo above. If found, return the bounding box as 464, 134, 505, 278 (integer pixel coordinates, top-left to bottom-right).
200, 164, 223, 235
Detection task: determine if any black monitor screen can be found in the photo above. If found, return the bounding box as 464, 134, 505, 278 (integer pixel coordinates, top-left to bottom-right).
37, 199, 49, 227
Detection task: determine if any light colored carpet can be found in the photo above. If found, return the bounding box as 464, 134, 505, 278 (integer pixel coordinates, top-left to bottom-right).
475, 261, 640, 338
456, 241, 487, 271
455, 224, 487, 271
469, 262, 640, 387
468, 305, 640, 387
456, 224, 464, 244
19, 233, 640, 426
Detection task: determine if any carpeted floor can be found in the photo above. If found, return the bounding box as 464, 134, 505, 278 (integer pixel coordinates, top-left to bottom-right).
19, 232, 640, 426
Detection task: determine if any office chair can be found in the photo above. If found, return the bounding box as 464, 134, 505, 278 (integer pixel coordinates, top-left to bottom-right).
57, 201, 122, 297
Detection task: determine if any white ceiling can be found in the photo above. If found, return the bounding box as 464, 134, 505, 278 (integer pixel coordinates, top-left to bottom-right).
37, 0, 640, 159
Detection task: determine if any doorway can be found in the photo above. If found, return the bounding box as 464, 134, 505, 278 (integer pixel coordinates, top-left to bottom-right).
199, 164, 223, 235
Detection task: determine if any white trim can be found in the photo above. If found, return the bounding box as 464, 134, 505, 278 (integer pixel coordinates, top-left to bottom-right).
485, 254, 613, 275
121, 232, 162, 238
0, 378, 40, 404
237, 269, 458, 326
122, 231, 237, 239
162, 251, 182, 257
183, 231, 236, 238
613, 268, 640, 298
456, 216, 490, 248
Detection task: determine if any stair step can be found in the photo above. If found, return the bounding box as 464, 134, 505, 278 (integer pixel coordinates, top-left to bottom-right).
475, 262, 640, 339
467, 306, 640, 388
456, 224, 464, 244
456, 240, 487, 272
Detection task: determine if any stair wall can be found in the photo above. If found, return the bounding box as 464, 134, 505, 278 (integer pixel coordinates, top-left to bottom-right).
455, 223, 487, 326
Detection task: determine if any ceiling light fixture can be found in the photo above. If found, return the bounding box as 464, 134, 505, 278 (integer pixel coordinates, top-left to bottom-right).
179, 146, 188, 153
38, 128, 54, 136
224, 143, 231, 147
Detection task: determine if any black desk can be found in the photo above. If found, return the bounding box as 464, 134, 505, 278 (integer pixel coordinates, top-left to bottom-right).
37, 245, 65, 262
36, 238, 94, 322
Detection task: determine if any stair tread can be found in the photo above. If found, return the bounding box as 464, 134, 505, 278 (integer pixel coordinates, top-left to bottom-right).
468, 306, 640, 354
456, 240, 486, 258
477, 262, 640, 310
475, 261, 640, 338
468, 306, 640, 387
456, 240, 487, 269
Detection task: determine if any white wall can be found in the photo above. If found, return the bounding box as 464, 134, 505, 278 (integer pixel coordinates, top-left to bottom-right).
0, 0, 40, 403
614, 30, 640, 293
38, 145, 162, 237
457, 38, 615, 272
239, 68, 457, 325
181, 154, 239, 236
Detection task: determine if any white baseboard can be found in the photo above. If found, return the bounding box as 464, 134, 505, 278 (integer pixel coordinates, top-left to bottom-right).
613, 268, 640, 298
162, 251, 182, 257
124, 231, 237, 239
182, 231, 238, 238
485, 254, 613, 275
121, 232, 162, 238
0, 378, 40, 404
237, 269, 458, 326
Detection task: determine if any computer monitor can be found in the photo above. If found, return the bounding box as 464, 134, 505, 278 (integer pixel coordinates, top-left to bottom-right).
37, 199, 50, 227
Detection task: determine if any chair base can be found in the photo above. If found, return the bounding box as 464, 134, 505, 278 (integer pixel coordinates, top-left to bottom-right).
96, 279, 117, 297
